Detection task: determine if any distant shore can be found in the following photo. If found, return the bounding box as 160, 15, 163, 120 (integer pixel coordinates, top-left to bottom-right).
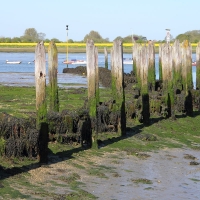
0, 47, 133, 53
0, 47, 196, 54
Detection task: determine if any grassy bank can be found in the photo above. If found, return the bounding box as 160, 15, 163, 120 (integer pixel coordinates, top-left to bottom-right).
0, 85, 200, 199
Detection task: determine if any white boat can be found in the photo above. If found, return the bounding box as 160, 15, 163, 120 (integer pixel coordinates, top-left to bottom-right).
72, 60, 87, 65
63, 59, 87, 65
6, 60, 21, 64
123, 58, 133, 65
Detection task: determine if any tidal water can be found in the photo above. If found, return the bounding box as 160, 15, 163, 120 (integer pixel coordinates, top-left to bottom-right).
0, 52, 197, 88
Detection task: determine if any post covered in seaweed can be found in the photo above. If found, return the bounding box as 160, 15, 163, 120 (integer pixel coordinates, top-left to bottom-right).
111, 40, 126, 136
159, 44, 163, 81
148, 43, 155, 91
86, 39, 99, 148
48, 40, 59, 112
104, 47, 108, 69
140, 45, 150, 124
35, 41, 48, 163
196, 42, 200, 90
161, 43, 175, 118
181, 40, 193, 116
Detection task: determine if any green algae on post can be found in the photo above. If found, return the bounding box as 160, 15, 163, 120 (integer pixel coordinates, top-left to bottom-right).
86, 39, 99, 148
48, 40, 59, 112
35, 41, 48, 163
111, 40, 126, 136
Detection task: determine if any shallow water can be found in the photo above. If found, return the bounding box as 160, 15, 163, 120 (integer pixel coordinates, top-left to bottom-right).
0, 52, 197, 88
81, 148, 200, 200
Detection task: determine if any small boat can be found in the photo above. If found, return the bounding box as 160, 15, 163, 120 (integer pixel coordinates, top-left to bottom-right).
63, 59, 87, 65
72, 60, 87, 65
123, 58, 133, 65
6, 60, 21, 64
192, 61, 196, 66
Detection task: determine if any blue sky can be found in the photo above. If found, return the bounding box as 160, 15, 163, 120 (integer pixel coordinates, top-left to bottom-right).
1, 0, 199, 42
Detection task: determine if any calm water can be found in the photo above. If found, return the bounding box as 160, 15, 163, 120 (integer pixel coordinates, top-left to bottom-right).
0, 52, 197, 88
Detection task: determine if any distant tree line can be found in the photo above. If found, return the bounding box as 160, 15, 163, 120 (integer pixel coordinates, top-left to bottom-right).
0, 28, 200, 43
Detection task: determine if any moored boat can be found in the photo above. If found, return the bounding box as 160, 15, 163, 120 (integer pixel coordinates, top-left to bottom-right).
6, 60, 21, 64
192, 61, 196, 66
123, 58, 133, 65
63, 59, 87, 65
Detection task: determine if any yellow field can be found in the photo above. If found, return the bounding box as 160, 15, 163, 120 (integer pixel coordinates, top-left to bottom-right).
0, 42, 198, 47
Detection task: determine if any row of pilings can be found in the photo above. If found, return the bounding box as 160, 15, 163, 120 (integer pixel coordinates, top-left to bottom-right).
1, 39, 200, 162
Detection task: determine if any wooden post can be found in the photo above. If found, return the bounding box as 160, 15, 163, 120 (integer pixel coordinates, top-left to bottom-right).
132, 42, 137, 73
148, 43, 155, 91
181, 40, 193, 116
172, 40, 182, 90
161, 43, 175, 118
196, 42, 200, 90
196, 42, 200, 111
48, 40, 59, 112
135, 44, 142, 89
159, 44, 163, 80
140, 46, 150, 124
111, 40, 126, 136
86, 39, 99, 148
104, 47, 108, 69
35, 41, 48, 163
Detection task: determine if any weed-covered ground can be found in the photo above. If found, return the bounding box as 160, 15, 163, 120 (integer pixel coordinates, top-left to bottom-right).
0, 86, 200, 199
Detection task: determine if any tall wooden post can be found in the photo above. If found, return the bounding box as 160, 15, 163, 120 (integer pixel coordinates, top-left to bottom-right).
132, 42, 137, 73
140, 46, 150, 124
104, 47, 108, 69
86, 39, 99, 148
35, 41, 48, 163
159, 44, 163, 81
196, 42, 200, 90
48, 40, 59, 112
135, 44, 142, 89
161, 43, 175, 118
148, 43, 155, 91
172, 40, 182, 90
196, 42, 200, 111
111, 40, 126, 136
182, 40, 193, 116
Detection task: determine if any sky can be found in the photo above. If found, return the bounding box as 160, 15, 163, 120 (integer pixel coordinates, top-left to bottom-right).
1, 0, 200, 42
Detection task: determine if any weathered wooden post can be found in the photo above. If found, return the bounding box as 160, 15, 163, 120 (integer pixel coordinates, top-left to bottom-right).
135, 44, 142, 89
148, 43, 155, 91
104, 47, 108, 69
86, 39, 99, 148
111, 40, 126, 136
159, 44, 163, 81
196, 42, 200, 90
161, 43, 175, 118
132, 42, 137, 73
140, 46, 150, 124
48, 40, 59, 112
172, 40, 182, 90
196, 42, 200, 111
181, 40, 193, 116
35, 41, 48, 163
